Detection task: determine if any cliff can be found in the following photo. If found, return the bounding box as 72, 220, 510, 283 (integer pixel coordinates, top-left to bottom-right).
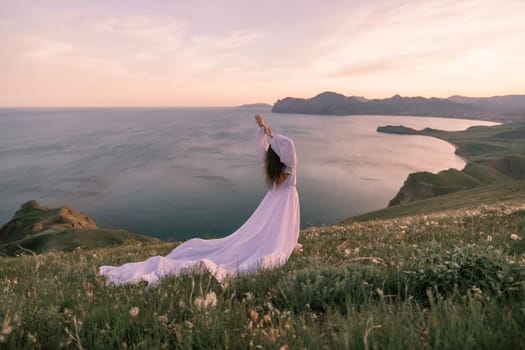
0, 200, 157, 255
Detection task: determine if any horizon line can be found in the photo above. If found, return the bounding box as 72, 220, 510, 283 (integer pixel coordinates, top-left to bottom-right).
1, 92, 524, 109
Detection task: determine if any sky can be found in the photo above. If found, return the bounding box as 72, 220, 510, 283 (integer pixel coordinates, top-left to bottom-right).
0, 0, 524, 107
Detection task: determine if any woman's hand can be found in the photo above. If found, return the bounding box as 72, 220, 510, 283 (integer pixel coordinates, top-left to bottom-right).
264, 125, 273, 138
255, 115, 273, 137
255, 114, 265, 127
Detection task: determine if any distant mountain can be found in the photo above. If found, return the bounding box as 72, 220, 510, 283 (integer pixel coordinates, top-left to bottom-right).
272, 91, 525, 122
237, 103, 272, 108
0, 200, 157, 255
448, 95, 525, 117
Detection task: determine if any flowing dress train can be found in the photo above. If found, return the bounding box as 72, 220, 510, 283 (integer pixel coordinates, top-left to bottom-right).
98, 127, 300, 286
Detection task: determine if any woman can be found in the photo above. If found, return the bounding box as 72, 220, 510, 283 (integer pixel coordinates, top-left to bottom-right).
99, 115, 300, 286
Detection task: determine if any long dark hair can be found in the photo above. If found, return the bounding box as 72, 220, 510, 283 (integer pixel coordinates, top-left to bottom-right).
265, 145, 286, 187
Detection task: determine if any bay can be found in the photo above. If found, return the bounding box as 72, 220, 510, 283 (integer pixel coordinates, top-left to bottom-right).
0, 107, 496, 240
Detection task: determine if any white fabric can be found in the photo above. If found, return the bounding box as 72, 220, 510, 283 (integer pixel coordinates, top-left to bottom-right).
99, 127, 300, 286
270, 133, 297, 175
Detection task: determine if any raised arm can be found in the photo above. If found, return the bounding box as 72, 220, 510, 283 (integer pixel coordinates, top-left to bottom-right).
255, 115, 271, 162
256, 126, 269, 162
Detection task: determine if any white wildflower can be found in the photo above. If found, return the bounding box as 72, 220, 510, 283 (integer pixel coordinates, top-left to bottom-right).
194, 297, 205, 308
510, 234, 520, 240
344, 249, 351, 256
158, 315, 169, 324
194, 292, 217, 309
205, 291, 217, 307
129, 306, 139, 318
486, 235, 493, 242
471, 286, 482, 294
1, 312, 13, 342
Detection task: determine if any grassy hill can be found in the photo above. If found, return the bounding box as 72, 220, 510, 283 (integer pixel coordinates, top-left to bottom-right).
1, 188, 524, 349
0, 201, 157, 256
379, 122, 525, 205
0, 228, 156, 256
348, 179, 525, 222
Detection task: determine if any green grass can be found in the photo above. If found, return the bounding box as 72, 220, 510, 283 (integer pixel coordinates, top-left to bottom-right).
0, 228, 157, 256
1, 198, 524, 349
351, 179, 525, 222
411, 169, 482, 188
463, 163, 510, 184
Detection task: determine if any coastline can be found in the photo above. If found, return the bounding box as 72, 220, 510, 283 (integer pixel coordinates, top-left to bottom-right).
376, 121, 525, 207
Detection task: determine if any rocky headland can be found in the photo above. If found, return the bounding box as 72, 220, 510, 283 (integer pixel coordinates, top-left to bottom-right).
0, 200, 157, 255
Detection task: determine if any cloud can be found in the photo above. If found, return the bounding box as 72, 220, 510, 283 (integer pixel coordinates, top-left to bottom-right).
1, 0, 524, 105
306, 0, 525, 79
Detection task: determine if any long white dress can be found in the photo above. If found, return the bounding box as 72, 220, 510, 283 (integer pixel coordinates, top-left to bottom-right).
99, 127, 300, 286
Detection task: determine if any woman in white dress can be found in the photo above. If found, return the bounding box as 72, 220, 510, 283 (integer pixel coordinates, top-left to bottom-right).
99, 115, 300, 286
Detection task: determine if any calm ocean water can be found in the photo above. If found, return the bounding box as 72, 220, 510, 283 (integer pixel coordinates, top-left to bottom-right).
0, 107, 495, 241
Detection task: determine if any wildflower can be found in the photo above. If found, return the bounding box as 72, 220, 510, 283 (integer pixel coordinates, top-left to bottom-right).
250, 309, 259, 322
344, 248, 351, 256
262, 314, 272, 325
471, 286, 482, 294
194, 292, 217, 309
129, 307, 139, 318
1, 312, 13, 343
205, 291, 217, 307
510, 234, 520, 240
27, 333, 37, 343
486, 235, 493, 242
158, 315, 169, 325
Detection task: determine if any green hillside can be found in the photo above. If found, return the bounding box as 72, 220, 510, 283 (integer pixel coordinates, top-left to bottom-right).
1, 188, 524, 349
0, 228, 156, 255
351, 179, 525, 222
418, 122, 525, 162
378, 122, 525, 205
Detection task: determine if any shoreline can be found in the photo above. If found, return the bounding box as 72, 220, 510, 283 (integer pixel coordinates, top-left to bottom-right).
374, 121, 525, 210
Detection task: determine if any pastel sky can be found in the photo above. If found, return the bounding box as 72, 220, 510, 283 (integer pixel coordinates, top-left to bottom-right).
1, 0, 524, 106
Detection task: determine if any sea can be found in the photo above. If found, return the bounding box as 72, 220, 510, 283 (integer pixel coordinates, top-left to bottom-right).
0, 107, 496, 241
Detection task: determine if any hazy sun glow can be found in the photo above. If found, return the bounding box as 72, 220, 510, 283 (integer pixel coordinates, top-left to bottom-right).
1, 0, 524, 106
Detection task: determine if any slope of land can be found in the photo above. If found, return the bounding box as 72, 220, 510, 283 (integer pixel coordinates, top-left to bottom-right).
0, 200, 157, 255
378, 122, 525, 206
272, 91, 525, 122
1, 189, 524, 349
